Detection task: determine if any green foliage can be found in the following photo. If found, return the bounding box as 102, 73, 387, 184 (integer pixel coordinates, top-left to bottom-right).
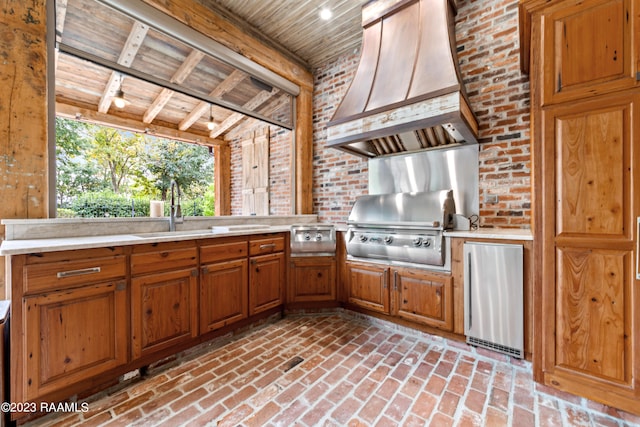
87, 127, 144, 193
56, 208, 77, 218
69, 191, 150, 218
135, 139, 213, 200
203, 184, 215, 216
55, 118, 215, 217
64, 192, 210, 218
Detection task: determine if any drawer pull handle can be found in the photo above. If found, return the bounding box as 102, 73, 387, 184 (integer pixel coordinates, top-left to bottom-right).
259, 244, 276, 250
57, 267, 101, 278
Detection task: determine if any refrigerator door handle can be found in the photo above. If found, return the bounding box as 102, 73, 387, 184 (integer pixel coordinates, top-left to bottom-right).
464, 249, 473, 334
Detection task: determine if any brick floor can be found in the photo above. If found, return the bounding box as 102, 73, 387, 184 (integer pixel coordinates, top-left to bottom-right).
24, 311, 640, 426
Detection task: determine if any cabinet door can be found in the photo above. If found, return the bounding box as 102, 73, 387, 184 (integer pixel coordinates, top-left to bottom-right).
392, 268, 453, 331
346, 262, 390, 314
540, 0, 637, 105
249, 252, 285, 315
200, 259, 248, 332
539, 93, 640, 410
289, 256, 336, 302
23, 281, 127, 401
132, 269, 198, 359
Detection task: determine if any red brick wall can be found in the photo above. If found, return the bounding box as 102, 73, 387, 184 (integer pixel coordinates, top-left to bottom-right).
311, 0, 531, 228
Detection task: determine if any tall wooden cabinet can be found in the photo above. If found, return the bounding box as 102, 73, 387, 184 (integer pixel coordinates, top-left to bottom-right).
521, 0, 640, 414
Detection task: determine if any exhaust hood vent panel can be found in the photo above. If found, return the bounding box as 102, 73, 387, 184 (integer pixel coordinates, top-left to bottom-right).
327, 0, 478, 158
366, 4, 420, 111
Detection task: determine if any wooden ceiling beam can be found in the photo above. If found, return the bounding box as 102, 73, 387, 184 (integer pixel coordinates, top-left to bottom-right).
210, 88, 277, 138
142, 50, 205, 123
178, 69, 246, 131
98, 21, 150, 113
57, 102, 226, 147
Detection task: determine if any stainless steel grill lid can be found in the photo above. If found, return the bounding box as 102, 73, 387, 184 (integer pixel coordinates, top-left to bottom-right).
347, 190, 456, 229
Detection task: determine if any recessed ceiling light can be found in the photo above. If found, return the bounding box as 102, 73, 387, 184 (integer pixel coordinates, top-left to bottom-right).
319, 8, 332, 20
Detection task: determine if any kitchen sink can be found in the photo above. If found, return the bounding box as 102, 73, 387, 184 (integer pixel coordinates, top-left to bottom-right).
132, 224, 271, 239
210, 224, 270, 233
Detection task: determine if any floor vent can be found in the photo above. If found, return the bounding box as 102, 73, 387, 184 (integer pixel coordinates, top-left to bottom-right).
283, 356, 304, 372
467, 336, 523, 359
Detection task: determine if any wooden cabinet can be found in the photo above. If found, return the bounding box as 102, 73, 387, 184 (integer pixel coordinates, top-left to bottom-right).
523, 0, 640, 414
391, 267, 452, 331
346, 261, 390, 314
289, 256, 336, 303
523, 0, 638, 106
130, 242, 198, 359
200, 238, 249, 333
13, 249, 128, 402
345, 261, 454, 330
249, 234, 286, 315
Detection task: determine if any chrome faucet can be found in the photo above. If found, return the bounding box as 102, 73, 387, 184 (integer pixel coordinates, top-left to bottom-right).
169, 180, 183, 232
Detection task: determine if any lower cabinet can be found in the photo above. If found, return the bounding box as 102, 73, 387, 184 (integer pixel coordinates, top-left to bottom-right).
130, 241, 199, 359
131, 268, 199, 359
200, 238, 249, 333
346, 261, 390, 314
14, 248, 128, 403
289, 256, 336, 302
200, 259, 249, 332
250, 252, 285, 315
249, 235, 286, 315
23, 280, 128, 401
346, 261, 453, 331
393, 267, 453, 331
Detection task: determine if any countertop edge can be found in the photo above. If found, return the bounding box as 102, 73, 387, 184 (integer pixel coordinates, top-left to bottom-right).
444, 229, 533, 240
0, 226, 292, 256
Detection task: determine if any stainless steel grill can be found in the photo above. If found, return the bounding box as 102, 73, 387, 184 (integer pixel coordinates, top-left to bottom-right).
346, 190, 455, 269
290, 224, 336, 256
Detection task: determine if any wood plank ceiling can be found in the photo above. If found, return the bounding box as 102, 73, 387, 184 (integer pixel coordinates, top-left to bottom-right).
203, 0, 367, 69
55, 0, 366, 146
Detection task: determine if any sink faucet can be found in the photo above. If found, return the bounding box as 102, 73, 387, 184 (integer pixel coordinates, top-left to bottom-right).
169, 180, 183, 232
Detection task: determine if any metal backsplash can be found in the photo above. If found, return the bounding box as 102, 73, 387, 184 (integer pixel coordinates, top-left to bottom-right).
368, 145, 479, 217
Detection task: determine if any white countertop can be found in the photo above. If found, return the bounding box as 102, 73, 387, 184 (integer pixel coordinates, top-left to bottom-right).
445, 228, 533, 240
0, 225, 292, 256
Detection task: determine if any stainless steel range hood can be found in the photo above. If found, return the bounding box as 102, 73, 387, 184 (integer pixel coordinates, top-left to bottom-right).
326, 0, 478, 158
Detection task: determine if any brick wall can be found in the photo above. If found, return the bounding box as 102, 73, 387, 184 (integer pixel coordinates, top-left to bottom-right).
312, 52, 368, 224
311, 0, 531, 228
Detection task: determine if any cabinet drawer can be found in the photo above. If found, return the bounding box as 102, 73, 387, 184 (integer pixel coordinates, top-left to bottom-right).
131, 245, 197, 276
249, 235, 285, 256
24, 255, 126, 294
200, 238, 248, 263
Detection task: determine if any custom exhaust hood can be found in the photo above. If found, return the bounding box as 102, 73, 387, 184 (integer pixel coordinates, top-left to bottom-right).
326, 0, 478, 158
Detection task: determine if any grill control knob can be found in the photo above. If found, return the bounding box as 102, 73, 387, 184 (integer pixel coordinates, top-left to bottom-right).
412, 237, 423, 247
303, 232, 311, 241
384, 236, 393, 244
423, 239, 431, 247
315, 233, 323, 241
358, 235, 368, 242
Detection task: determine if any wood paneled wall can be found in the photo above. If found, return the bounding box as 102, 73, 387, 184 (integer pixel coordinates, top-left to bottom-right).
0, 0, 315, 295
0, 0, 50, 297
